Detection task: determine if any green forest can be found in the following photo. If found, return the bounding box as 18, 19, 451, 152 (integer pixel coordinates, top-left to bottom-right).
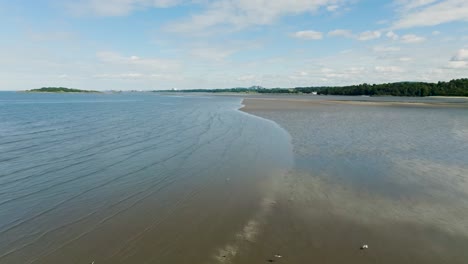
158, 78, 468, 97
27, 87, 99, 93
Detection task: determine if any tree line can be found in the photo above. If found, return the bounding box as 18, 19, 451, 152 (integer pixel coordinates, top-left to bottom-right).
28, 87, 99, 93
157, 78, 468, 97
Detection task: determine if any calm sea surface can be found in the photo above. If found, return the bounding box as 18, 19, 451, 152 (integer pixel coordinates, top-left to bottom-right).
0, 92, 292, 264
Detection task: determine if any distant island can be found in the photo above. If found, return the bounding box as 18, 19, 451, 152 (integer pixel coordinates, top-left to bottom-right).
156, 78, 468, 97
27, 87, 100, 93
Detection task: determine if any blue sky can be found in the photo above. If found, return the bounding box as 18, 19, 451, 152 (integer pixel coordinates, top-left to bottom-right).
1, 0, 467, 90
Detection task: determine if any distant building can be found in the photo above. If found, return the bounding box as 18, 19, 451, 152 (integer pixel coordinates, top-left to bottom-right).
311, 91, 318, 95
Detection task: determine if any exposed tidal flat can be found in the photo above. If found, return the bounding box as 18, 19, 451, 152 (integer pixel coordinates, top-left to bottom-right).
240, 97, 468, 263
0, 92, 468, 264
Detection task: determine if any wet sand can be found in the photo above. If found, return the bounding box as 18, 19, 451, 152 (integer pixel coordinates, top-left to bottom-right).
239, 97, 468, 264
241, 97, 468, 109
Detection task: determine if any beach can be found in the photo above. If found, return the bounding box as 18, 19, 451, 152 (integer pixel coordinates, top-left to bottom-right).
239, 97, 468, 264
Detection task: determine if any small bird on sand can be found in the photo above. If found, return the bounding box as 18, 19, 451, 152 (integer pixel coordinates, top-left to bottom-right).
361, 244, 369, 250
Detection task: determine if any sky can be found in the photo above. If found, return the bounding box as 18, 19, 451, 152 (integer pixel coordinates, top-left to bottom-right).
0, 0, 467, 90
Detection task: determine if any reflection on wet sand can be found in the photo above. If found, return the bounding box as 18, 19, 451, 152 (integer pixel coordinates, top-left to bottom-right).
240, 97, 468, 264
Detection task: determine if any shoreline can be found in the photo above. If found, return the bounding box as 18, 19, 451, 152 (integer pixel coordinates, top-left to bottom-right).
156, 91, 468, 99
209, 98, 295, 264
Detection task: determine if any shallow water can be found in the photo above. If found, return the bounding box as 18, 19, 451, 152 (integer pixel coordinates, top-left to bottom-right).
0, 92, 293, 264
242, 98, 468, 263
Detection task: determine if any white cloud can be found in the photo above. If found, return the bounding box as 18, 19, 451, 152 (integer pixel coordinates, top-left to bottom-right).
327, 29, 382, 41
373, 46, 401, 52
94, 73, 146, 79
328, 29, 382, 41
315, 66, 368, 81
190, 47, 237, 61
321, 68, 335, 73
346, 67, 366, 75
293, 30, 323, 40
451, 49, 468, 61
400, 34, 426, 43
328, 29, 353, 38
393, 0, 468, 29
288, 70, 311, 80
445, 61, 468, 69
357, 31, 382, 41
399, 57, 414, 62
432, 30, 441, 35
166, 0, 351, 33
237, 75, 256, 81
65, 0, 180, 16
375, 66, 404, 73
327, 5, 340, 12
96, 51, 180, 71
386, 31, 399, 40
394, 0, 439, 11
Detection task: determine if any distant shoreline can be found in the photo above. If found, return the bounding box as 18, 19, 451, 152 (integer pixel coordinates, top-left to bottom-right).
159, 91, 468, 99
25, 87, 100, 93
156, 91, 468, 98
23, 91, 101, 94
155, 78, 468, 97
